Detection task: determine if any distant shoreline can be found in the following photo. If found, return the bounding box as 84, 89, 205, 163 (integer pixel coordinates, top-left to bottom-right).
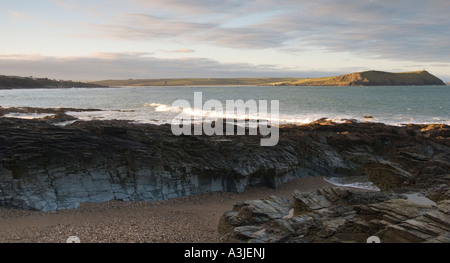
90, 70, 447, 87
1, 70, 446, 89
1, 84, 448, 90
0, 75, 106, 90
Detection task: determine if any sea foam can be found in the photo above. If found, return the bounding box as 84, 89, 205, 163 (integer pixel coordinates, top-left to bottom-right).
324, 176, 381, 191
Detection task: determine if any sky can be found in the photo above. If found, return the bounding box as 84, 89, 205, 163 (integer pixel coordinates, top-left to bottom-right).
0, 0, 449, 81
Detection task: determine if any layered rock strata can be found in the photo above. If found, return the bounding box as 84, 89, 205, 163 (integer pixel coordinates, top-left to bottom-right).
0, 109, 449, 212
218, 187, 450, 243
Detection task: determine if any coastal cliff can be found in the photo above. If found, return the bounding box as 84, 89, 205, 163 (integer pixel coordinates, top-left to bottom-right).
271, 70, 446, 86
0, 108, 449, 212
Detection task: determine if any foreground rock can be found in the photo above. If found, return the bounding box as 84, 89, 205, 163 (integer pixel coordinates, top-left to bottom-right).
0, 109, 449, 211
363, 159, 415, 191
218, 187, 450, 243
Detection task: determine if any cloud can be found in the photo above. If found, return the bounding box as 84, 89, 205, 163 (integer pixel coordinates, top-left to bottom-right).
261, 0, 450, 62
9, 11, 28, 19
75, 0, 450, 62
9, 10, 57, 27
0, 53, 312, 80
84, 12, 285, 49
3, 0, 450, 79
50, 0, 104, 17
160, 48, 196, 53
2, 53, 448, 81
129, 0, 246, 16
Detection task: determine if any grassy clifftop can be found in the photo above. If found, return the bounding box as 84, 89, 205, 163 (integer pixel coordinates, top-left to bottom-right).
270, 70, 446, 86
2, 70, 445, 88
92, 77, 300, 87
0, 75, 106, 89
94, 70, 445, 87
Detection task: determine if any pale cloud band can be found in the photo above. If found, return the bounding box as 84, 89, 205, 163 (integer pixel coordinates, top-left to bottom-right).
9, 0, 450, 61
0, 53, 310, 80
77, 0, 450, 61
1, 53, 448, 81
159, 48, 196, 54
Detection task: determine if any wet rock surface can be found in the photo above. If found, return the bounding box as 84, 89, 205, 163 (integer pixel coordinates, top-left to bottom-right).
0, 107, 449, 214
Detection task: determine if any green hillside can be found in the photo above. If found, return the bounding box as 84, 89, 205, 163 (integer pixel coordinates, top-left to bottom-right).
1, 70, 445, 89
269, 70, 446, 86
0, 75, 106, 89
91, 78, 301, 87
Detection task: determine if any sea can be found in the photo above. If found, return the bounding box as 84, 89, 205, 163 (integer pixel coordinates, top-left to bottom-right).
1, 85, 449, 190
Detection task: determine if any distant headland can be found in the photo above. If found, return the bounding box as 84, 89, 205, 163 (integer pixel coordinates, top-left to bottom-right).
0, 70, 446, 89
269, 70, 446, 86
0, 75, 106, 89
91, 70, 447, 87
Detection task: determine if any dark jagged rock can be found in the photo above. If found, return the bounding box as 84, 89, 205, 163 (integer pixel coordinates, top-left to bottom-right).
0, 107, 103, 122
0, 117, 301, 211
426, 184, 450, 202
0, 108, 449, 211
316, 187, 400, 206
218, 196, 292, 241
217, 118, 450, 243
218, 187, 450, 243
292, 190, 332, 212
363, 159, 415, 191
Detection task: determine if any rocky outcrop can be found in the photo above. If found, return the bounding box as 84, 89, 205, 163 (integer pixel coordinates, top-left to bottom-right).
363, 159, 415, 191
0, 108, 449, 211
218, 120, 450, 243
218, 187, 450, 243
0, 118, 300, 211
339, 70, 446, 86
217, 119, 450, 243
354, 199, 449, 243
218, 118, 450, 243
272, 70, 446, 86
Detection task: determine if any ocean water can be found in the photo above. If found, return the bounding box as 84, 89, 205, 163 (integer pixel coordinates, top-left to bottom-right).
0, 85, 449, 126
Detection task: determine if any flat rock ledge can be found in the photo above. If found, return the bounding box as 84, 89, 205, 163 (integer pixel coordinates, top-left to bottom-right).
218, 187, 450, 243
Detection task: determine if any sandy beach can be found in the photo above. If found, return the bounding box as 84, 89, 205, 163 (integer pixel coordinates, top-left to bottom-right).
0, 177, 333, 243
